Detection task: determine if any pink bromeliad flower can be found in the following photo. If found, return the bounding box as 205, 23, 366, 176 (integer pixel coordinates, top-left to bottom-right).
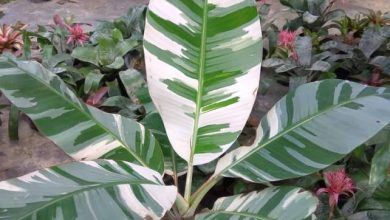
317, 169, 356, 208
278, 30, 296, 48
66, 24, 89, 46
278, 30, 298, 60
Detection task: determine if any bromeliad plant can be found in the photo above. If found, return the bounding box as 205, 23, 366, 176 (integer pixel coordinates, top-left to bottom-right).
0, 23, 27, 57
1, 0, 390, 219
263, 0, 390, 89
280, 0, 346, 34
262, 0, 348, 89
20, 10, 149, 120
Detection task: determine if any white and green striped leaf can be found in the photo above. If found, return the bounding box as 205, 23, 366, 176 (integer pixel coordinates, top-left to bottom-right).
0, 160, 176, 220
215, 80, 390, 183
195, 186, 318, 220
143, 112, 188, 176
0, 57, 164, 173
144, 0, 262, 165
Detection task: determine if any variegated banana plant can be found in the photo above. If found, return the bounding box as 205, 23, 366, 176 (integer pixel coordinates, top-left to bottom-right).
1, 0, 390, 219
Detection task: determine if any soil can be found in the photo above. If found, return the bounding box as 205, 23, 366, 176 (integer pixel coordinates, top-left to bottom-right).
0, 97, 72, 181
1, 0, 149, 29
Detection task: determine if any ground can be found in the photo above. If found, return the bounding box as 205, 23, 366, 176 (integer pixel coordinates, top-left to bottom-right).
1, 0, 390, 28
1, 0, 390, 180
0, 0, 149, 28
0, 109, 73, 180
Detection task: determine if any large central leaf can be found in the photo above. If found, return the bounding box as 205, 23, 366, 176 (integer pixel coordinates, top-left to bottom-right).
0, 160, 176, 219
0, 57, 164, 173
144, 0, 262, 165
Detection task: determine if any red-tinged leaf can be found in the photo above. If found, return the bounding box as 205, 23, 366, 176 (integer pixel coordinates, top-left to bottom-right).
86, 87, 108, 106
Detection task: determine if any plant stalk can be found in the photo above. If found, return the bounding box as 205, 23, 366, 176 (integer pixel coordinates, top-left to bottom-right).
167, 211, 176, 220
170, 148, 179, 187
328, 205, 335, 220
175, 193, 189, 215
184, 162, 194, 202
183, 175, 222, 217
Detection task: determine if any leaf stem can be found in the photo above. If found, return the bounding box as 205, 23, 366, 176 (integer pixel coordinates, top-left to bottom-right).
167, 211, 176, 220
328, 205, 335, 220
170, 148, 179, 187
184, 170, 272, 216
184, 165, 194, 202
176, 189, 189, 215
184, 175, 222, 217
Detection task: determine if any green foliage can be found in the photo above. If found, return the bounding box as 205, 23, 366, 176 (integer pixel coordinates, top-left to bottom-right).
281, 0, 345, 32
370, 130, 390, 188
71, 29, 138, 69
90, 5, 146, 43
19, 9, 149, 122
263, 0, 390, 89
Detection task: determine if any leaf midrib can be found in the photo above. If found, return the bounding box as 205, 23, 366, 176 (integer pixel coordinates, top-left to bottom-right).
14, 178, 156, 220
7, 60, 150, 169
190, 1, 209, 162
198, 210, 275, 220
217, 87, 390, 179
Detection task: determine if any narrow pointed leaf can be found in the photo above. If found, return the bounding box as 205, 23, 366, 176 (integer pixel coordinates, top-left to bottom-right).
143, 112, 188, 176
359, 26, 390, 58
0, 57, 164, 173
0, 160, 176, 220
144, 0, 262, 165
119, 69, 156, 113
71, 47, 99, 66
295, 36, 312, 66
348, 211, 390, 220
8, 104, 19, 141
84, 70, 104, 94
215, 80, 390, 183
195, 187, 318, 220
370, 134, 390, 188
370, 56, 390, 75
119, 69, 147, 103
303, 12, 319, 24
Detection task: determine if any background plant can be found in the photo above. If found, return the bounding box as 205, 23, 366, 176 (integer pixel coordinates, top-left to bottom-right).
262, 0, 390, 89
20, 7, 152, 122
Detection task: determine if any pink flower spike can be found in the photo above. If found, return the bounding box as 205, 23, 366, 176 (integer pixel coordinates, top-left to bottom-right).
316, 169, 356, 208
53, 15, 67, 29
66, 24, 89, 46
278, 30, 297, 48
